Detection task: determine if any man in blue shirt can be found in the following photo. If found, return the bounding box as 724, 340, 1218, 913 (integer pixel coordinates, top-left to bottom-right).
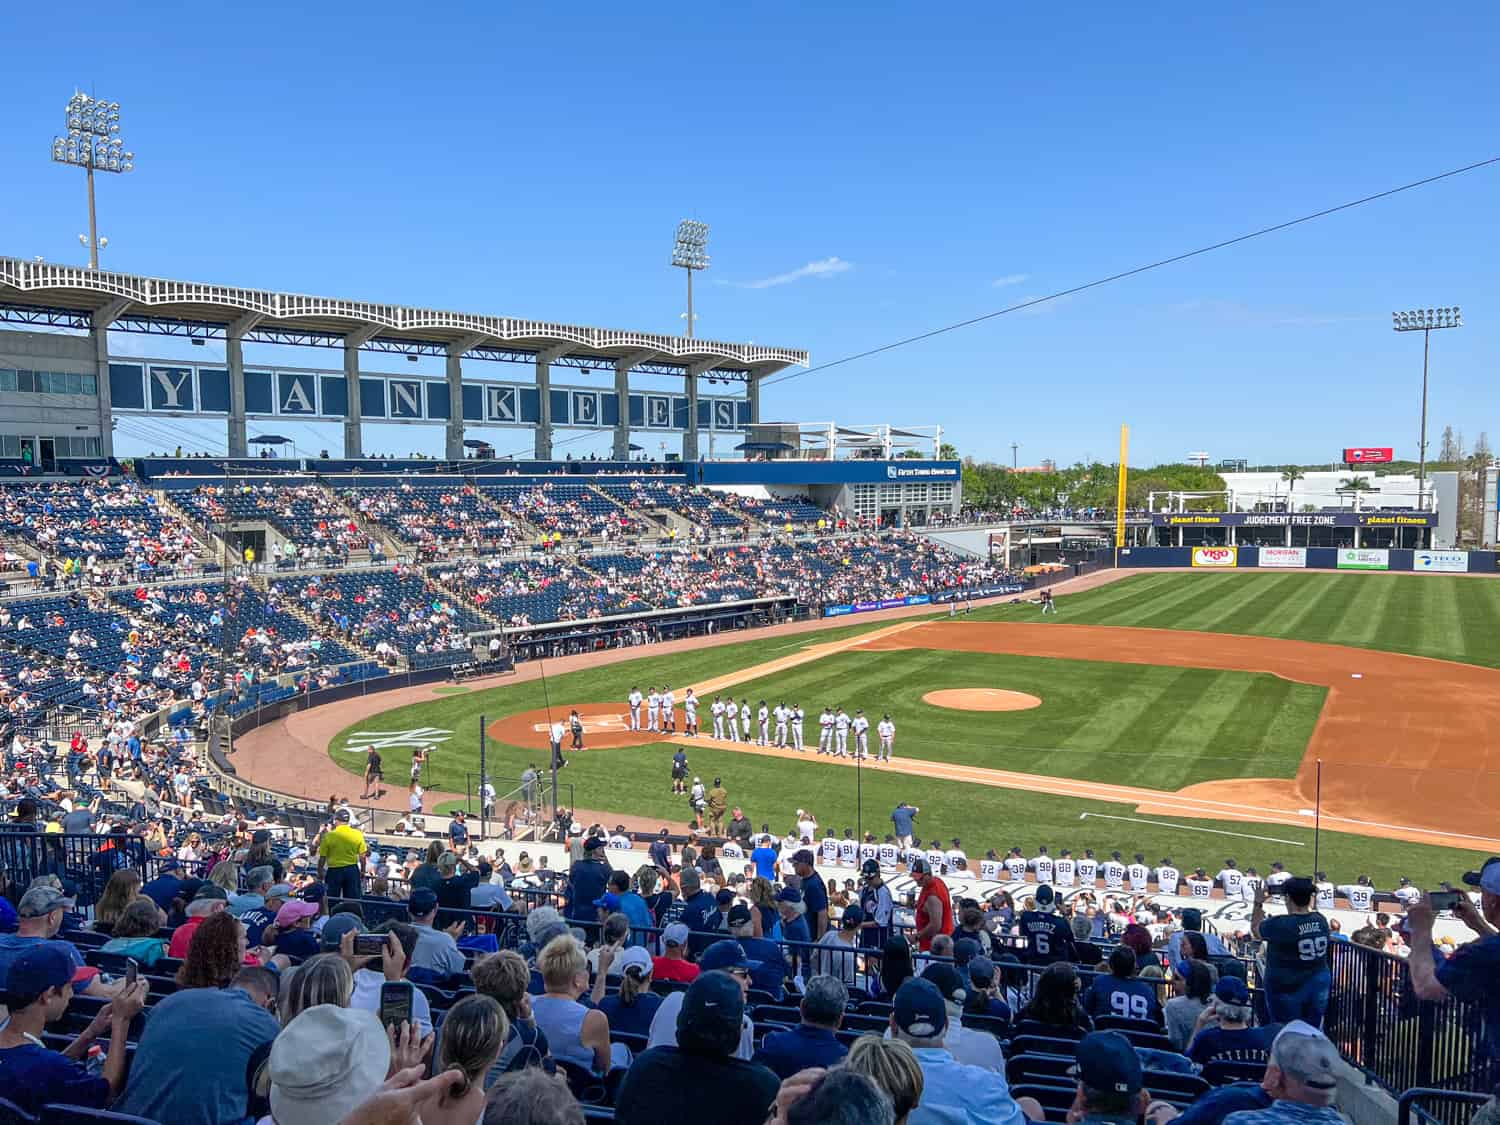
141, 858, 185, 911
727, 904, 787, 1000
1086, 945, 1164, 1025
1252, 879, 1331, 1027
891, 802, 919, 849
793, 849, 829, 939
1068, 1030, 1151, 1125
1018, 885, 1077, 965
1410, 857, 1500, 1107
1167, 908, 1230, 963
1187, 977, 1278, 1065
752, 973, 849, 1079
751, 837, 779, 882
888, 977, 1027, 1125
113, 969, 281, 1125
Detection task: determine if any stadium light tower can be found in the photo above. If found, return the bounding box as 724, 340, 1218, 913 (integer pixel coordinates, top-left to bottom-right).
671, 219, 710, 338
51, 92, 135, 270
1392, 306, 1462, 511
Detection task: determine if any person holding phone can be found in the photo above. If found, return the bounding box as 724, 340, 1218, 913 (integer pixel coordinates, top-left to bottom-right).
1252, 877, 1332, 1028
1409, 859, 1500, 1124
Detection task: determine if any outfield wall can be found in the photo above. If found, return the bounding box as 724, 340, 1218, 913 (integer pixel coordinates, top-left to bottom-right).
1118, 546, 1500, 573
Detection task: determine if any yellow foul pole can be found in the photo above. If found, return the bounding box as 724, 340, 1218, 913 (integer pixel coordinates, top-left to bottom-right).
1114, 424, 1130, 566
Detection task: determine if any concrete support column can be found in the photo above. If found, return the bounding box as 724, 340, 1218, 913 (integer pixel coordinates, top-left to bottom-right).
535, 345, 568, 461
1286, 525, 1293, 547
343, 326, 378, 459
746, 374, 761, 427
226, 313, 262, 459
683, 360, 721, 463
90, 298, 130, 459
613, 359, 632, 461
444, 336, 483, 462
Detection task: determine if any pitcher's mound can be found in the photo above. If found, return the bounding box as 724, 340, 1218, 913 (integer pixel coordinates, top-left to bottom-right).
922, 688, 1042, 712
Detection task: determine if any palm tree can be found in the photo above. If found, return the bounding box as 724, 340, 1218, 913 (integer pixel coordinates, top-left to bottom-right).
1337, 476, 1375, 511
1280, 467, 1305, 512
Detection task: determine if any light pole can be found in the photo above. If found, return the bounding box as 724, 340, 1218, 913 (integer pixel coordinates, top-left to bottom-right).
1011, 442, 1020, 470
671, 220, 710, 338
1392, 307, 1462, 511
51, 93, 134, 270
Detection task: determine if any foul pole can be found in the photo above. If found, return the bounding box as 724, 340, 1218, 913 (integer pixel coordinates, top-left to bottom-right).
1114, 425, 1130, 564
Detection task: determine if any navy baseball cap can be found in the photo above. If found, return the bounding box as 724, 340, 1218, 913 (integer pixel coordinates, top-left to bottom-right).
840, 904, 865, 929
921, 962, 969, 1005
893, 977, 948, 1038
1215, 976, 1251, 1005
1463, 858, 1500, 895
300, 883, 327, 903
793, 849, 816, 866
677, 971, 745, 1055
321, 912, 364, 950
4, 944, 92, 1004
952, 937, 981, 967
1035, 884, 1057, 911
408, 888, 439, 915
1074, 1030, 1143, 1095
716, 889, 736, 906
777, 887, 803, 905
700, 940, 760, 973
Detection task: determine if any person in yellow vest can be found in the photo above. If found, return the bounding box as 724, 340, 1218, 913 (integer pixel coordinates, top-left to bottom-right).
243, 545, 255, 566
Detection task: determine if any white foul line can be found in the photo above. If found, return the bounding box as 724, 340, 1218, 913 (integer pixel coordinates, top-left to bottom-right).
1079, 812, 1305, 846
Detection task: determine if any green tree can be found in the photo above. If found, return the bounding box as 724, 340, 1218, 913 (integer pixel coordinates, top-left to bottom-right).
939, 443, 958, 461
1280, 466, 1305, 510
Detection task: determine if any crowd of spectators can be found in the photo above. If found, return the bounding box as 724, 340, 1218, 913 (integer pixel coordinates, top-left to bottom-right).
2, 480, 206, 581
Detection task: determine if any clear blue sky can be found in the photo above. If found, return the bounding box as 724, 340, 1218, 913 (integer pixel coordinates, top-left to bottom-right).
3, 3, 1496, 466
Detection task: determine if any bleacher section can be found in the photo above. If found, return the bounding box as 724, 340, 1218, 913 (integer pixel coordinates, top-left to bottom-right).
173, 482, 373, 558
344, 483, 523, 554
292, 568, 488, 661
2, 480, 204, 566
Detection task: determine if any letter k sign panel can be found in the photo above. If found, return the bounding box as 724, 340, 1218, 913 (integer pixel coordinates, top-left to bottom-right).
149, 366, 195, 412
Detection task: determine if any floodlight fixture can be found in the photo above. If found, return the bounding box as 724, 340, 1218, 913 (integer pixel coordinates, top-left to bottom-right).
51, 91, 135, 269
1389, 303, 1465, 512
671, 219, 710, 338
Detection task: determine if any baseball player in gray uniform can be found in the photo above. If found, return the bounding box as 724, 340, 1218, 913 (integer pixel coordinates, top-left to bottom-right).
711, 695, 726, 740
818, 707, 834, 754
739, 698, 752, 741
852, 710, 870, 759
628, 686, 643, 731
791, 704, 805, 751
724, 698, 739, 741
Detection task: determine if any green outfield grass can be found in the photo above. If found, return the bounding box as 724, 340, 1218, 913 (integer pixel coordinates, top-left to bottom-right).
970, 570, 1500, 667
323, 575, 1497, 886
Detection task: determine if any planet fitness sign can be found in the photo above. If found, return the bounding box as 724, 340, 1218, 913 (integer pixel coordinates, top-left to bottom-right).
1190, 546, 1238, 568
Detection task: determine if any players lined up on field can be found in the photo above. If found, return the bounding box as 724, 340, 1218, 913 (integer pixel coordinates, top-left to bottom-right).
626, 684, 897, 760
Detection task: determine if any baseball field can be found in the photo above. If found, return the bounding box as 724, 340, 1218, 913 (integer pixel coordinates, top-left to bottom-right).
260, 569, 1500, 889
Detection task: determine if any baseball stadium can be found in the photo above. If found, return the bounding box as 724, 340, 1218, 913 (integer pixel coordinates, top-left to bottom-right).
3, 40, 1500, 1125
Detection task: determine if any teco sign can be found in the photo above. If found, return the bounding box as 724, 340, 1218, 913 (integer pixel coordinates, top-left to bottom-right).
1342, 447, 1394, 464
1190, 546, 1238, 568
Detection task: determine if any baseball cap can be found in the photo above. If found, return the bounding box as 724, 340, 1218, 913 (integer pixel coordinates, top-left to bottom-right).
793, 849, 816, 866
269, 1005, 391, 1125
192, 883, 229, 904
677, 971, 745, 1054
909, 857, 930, 875
1074, 1031, 1143, 1095
275, 899, 321, 928
593, 892, 623, 912
17, 886, 67, 918
922, 961, 969, 1006
727, 904, 753, 927
700, 939, 761, 973
335, 808, 351, 822
252, 828, 272, 844
1270, 1022, 1341, 1095
776, 886, 803, 905
716, 889, 736, 906
321, 912, 364, 950
1215, 976, 1251, 1005
662, 922, 691, 948
840, 904, 865, 929
968, 955, 997, 988
2, 943, 94, 1003
266, 883, 294, 900
1463, 858, 1500, 895
615, 946, 653, 978
583, 836, 606, 851
1035, 884, 1057, 912
300, 883, 327, 903
861, 859, 880, 878
408, 888, 439, 915
952, 937, 981, 967
893, 977, 948, 1038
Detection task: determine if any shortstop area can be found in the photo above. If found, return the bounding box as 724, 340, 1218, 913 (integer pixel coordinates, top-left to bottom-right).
235, 569, 1500, 887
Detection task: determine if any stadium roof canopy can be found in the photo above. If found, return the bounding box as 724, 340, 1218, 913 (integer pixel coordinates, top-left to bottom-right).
0, 256, 808, 381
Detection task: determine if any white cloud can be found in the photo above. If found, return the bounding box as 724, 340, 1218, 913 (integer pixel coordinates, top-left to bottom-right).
991, 273, 1029, 288
727, 257, 853, 289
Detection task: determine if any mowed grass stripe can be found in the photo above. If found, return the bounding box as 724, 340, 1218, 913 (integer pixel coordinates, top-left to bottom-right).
1098, 667, 1257, 788
1230, 676, 1324, 778
1090, 574, 1239, 629
1205, 572, 1305, 636
1336, 572, 1402, 648
1172, 572, 1292, 633
1451, 578, 1500, 667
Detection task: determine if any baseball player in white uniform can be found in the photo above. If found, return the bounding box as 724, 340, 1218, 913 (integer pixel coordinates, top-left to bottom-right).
683, 689, 698, 736
1154, 859, 1181, 894
878, 837, 901, 869
1004, 848, 1028, 882
791, 704, 805, 751
773, 703, 789, 748
1076, 849, 1099, 887
661, 686, 675, 733
739, 698, 751, 740
858, 833, 879, 867
876, 714, 895, 763
1053, 850, 1077, 889
758, 701, 770, 746
1127, 854, 1152, 894
834, 708, 851, 757
818, 708, 834, 754
628, 686, 643, 731
1032, 847, 1055, 885
838, 832, 859, 867
1186, 868, 1214, 900
978, 851, 1004, 882
647, 688, 661, 732
1101, 852, 1127, 892
711, 696, 726, 740
852, 710, 870, 759
820, 831, 840, 865
724, 698, 739, 742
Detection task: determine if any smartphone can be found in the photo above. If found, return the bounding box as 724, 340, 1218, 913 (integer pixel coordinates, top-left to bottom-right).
379, 982, 414, 1030
1428, 890, 1463, 913
354, 933, 387, 957
125, 958, 139, 987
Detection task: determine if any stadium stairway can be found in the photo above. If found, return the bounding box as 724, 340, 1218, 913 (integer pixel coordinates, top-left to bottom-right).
324, 487, 405, 559
154, 489, 233, 565
422, 567, 510, 631
267, 577, 388, 666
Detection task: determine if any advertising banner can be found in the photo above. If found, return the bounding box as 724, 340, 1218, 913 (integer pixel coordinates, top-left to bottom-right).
1342, 447, 1394, 464
828, 586, 1020, 617
1337, 548, 1390, 571
1258, 547, 1307, 569
1413, 550, 1469, 573
1190, 546, 1238, 568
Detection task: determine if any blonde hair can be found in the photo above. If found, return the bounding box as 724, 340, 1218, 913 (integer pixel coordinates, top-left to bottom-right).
96, 870, 142, 926
473, 950, 531, 1019
635, 865, 659, 895
280, 953, 353, 1025
438, 994, 508, 1099
749, 876, 777, 909
537, 934, 586, 991
209, 861, 240, 892
845, 1036, 925, 1125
